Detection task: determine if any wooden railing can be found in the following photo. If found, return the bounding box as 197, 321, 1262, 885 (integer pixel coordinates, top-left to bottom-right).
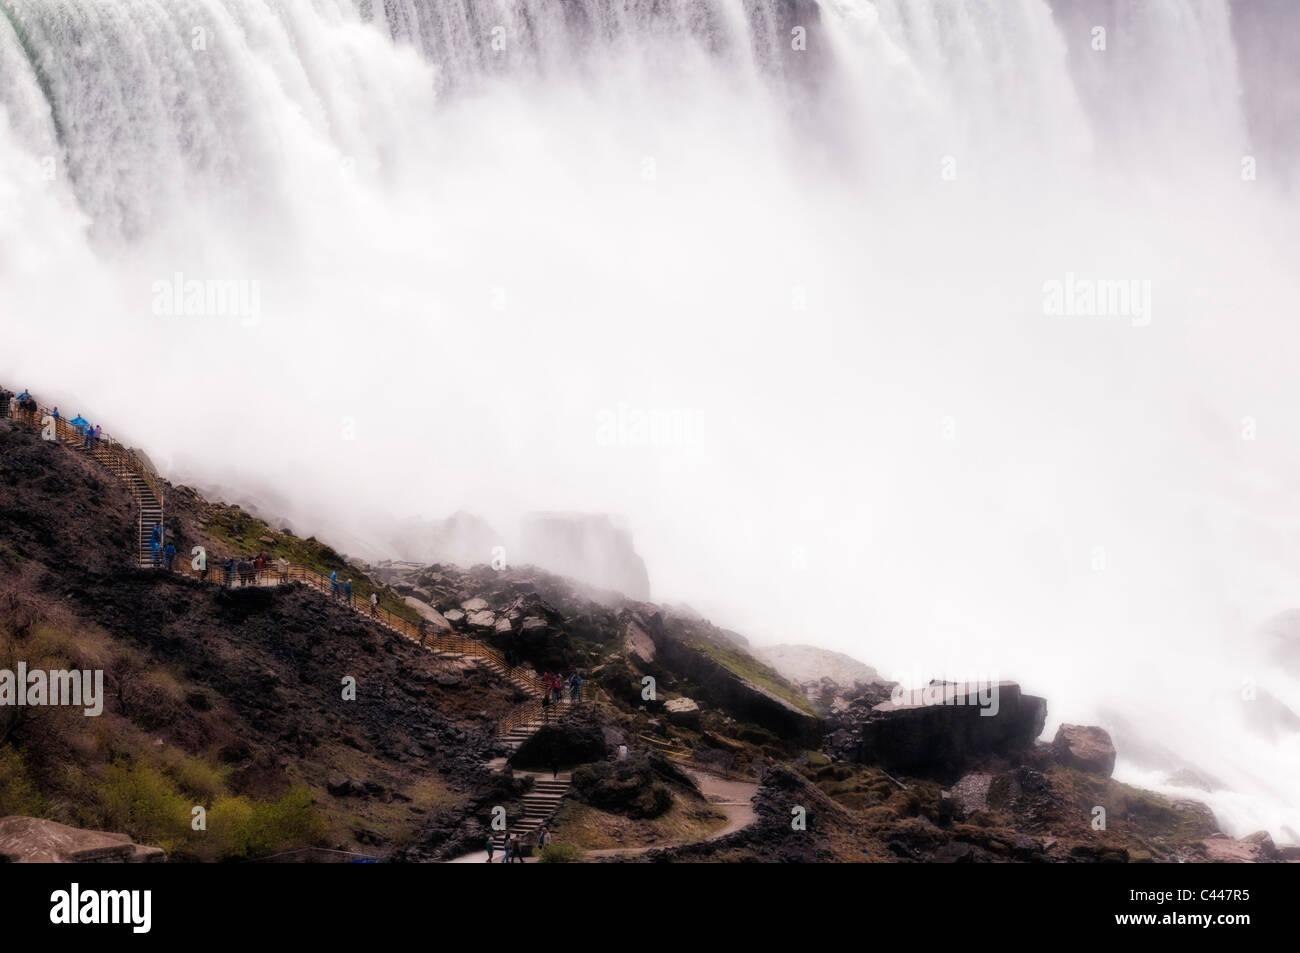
173, 556, 555, 690
3, 387, 595, 739
1, 395, 165, 510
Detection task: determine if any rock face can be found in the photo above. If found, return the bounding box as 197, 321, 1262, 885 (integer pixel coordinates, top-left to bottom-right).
756, 643, 890, 716
849, 682, 1047, 780
392, 510, 504, 566
0, 817, 165, 863
638, 612, 824, 746
519, 512, 650, 600
757, 643, 884, 690
1053, 724, 1117, 777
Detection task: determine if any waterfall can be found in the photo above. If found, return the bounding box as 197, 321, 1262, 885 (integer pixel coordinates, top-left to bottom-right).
2, 0, 1298, 840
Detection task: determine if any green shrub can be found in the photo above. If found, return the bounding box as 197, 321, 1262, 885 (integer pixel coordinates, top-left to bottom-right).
97, 759, 192, 852
199, 786, 326, 861
536, 843, 583, 863
0, 744, 46, 816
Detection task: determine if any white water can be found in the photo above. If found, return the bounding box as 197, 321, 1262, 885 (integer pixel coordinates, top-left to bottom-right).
2, 0, 1298, 840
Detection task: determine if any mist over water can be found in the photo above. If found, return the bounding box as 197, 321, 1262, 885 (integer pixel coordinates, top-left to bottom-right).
2, 0, 1299, 838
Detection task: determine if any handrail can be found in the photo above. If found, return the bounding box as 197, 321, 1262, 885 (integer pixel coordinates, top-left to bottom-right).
2, 388, 593, 741
1, 394, 165, 510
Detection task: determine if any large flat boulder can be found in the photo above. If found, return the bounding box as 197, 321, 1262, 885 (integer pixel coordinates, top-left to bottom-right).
646, 615, 823, 746
0, 817, 165, 863
851, 681, 1047, 780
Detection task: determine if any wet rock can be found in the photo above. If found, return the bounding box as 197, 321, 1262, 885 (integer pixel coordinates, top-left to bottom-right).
1053, 724, 1116, 777
850, 681, 1047, 781
664, 696, 701, 727
1200, 834, 1273, 863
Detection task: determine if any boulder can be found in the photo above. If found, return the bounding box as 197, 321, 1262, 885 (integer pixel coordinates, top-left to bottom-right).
851, 681, 1047, 780
570, 757, 674, 819
624, 618, 657, 664
0, 817, 165, 863
1053, 724, 1117, 777
327, 777, 369, 797
460, 598, 489, 612
648, 618, 823, 747
1201, 833, 1275, 863
1240, 830, 1277, 860
511, 715, 607, 769
466, 610, 496, 629
664, 696, 701, 727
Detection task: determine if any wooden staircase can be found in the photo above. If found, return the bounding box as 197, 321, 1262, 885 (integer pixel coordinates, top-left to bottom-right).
87, 443, 164, 567
2, 397, 165, 567
1, 390, 589, 757
490, 773, 572, 855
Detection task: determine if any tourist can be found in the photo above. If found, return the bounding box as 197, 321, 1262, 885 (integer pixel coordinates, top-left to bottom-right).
541, 690, 551, 724
163, 542, 177, 570
344, 579, 353, 606
70, 413, 87, 435
485, 835, 495, 863
369, 591, 379, 617
330, 569, 339, 597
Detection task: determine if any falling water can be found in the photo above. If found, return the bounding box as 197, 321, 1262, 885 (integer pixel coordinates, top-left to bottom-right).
1, 0, 1298, 839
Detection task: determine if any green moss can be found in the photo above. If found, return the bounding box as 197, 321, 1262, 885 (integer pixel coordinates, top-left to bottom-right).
685, 636, 816, 715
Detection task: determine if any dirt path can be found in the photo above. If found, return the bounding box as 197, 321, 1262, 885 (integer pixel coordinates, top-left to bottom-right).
447, 767, 758, 863
581, 768, 757, 859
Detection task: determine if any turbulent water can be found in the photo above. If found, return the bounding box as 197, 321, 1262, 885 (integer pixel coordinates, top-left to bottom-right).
2, 0, 1299, 839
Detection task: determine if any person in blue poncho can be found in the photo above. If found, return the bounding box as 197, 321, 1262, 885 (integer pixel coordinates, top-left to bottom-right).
70, 414, 88, 434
